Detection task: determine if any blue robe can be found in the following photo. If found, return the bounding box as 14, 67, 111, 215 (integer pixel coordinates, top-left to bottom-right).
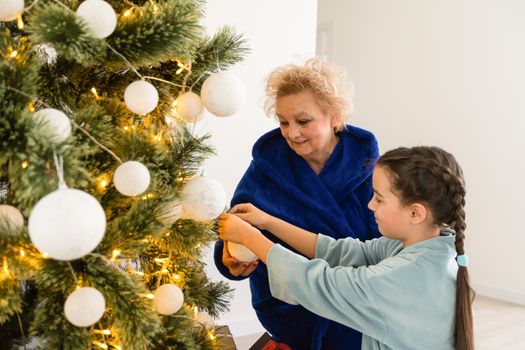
214, 125, 381, 349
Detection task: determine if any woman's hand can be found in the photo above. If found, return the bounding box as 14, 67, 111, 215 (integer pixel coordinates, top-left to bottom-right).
222, 241, 258, 277
230, 203, 272, 230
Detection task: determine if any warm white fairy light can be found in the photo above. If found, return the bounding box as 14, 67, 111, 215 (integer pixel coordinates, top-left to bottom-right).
92, 341, 108, 349
91, 87, 100, 99
111, 249, 121, 262
20, 250, 25, 257
146, 293, 155, 299
9, 50, 17, 58
123, 8, 132, 17
21, 160, 29, 169
17, 15, 23, 29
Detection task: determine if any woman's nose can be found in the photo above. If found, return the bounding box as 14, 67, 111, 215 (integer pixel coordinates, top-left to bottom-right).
288, 124, 301, 139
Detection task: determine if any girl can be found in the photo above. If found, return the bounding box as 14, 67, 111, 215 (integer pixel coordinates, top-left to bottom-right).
218, 146, 474, 350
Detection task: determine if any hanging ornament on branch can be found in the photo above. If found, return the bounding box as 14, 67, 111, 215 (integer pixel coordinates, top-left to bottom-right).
28, 188, 106, 261
200, 70, 245, 117
0, 204, 24, 235
176, 91, 205, 123
181, 176, 227, 222
64, 287, 106, 327
0, 0, 24, 22
33, 108, 72, 144
155, 201, 183, 225
154, 284, 184, 315
124, 80, 159, 115
113, 161, 151, 197
76, 0, 117, 39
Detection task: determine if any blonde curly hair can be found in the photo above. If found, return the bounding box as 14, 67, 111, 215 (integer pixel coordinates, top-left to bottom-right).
264, 58, 354, 131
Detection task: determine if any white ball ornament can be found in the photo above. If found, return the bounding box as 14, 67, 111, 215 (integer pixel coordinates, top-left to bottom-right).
156, 201, 182, 225
113, 161, 151, 197
34, 108, 71, 143
154, 284, 184, 315
0, 204, 24, 234
181, 176, 227, 222
124, 80, 159, 115
64, 287, 105, 327
0, 0, 24, 21
76, 0, 117, 39
196, 311, 215, 328
28, 188, 106, 261
200, 71, 245, 117
228, 242, 257, 262
176, 91, 204, 123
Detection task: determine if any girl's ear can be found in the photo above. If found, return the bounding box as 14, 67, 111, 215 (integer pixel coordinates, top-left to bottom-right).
409, 203, 428, 224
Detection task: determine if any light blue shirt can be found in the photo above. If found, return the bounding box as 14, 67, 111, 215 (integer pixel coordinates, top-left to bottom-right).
267, 232, 458, 350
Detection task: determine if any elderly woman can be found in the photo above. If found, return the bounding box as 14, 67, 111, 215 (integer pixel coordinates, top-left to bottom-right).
214, 59, 380, 350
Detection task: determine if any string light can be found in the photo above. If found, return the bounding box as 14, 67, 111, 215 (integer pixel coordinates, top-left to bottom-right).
42, 252, 48, 259
111, 249, 121, 262
91, 87, 101, 99
28, 102, 35, 112
17, 15, 24, 29
115, 346, 122, 350
176, 62, 187, 75
194, 306, 198, 319
146, 293, 154, 299
208, 332, 216, 341
21, 161, 29, 169
172, 274, 181, 281
154, 258, 168, 263
153, 5, 159, 14
172, 100, 177, 107
94, 329, 111, 335
9, 50, 18, 59
20, 250, 25, 257
123, 8, 133, 17
92, 341, 108, 349
2, 257, 8, 274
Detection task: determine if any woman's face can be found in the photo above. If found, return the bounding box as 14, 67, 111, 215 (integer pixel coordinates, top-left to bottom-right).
275, 91, 336, 160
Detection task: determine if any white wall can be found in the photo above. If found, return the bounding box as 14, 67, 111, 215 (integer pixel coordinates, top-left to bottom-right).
318, 0, 525, 304
198, 0, 318, 336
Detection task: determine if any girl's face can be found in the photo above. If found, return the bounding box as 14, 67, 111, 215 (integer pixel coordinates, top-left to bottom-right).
368, 166, 412, 240
275, 91, 337, 161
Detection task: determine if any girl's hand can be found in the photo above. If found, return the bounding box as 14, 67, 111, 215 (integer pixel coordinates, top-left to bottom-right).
218, 212, 259, 244
222, 241, 258, 277
230, 203, 272, 230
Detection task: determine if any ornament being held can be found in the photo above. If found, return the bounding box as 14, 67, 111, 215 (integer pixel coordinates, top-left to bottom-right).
228, 242, 257, 262
64, 287, 105, 327
154, 284, 184, 315
113, 161, 151, 197
181, 176, 227, 222
124, 80, 159, 115
0, 0, 24, 22
76, 0, 117, 39
200, 71, 245, 117
28, 188, 106, 261
0, 204, 24, 235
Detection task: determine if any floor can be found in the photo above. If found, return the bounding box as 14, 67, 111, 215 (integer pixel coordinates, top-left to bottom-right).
231, 295, 525, 350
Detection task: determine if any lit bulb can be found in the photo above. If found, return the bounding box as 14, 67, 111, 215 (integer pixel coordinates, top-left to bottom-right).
21, 161, 29, 169
10, 50, 17, 58
17, 15, 23, 29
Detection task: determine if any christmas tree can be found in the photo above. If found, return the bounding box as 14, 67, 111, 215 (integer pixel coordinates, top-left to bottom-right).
0, 0, 248, 349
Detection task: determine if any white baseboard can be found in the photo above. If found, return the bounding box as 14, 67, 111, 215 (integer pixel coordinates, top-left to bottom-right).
472, 283, 525, 306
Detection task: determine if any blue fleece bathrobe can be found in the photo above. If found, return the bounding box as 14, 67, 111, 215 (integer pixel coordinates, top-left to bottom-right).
214, 126, 380, 349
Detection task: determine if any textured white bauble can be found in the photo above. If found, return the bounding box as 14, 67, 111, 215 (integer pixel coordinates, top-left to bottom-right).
124, 80, 159, 115
181, 176, 226, 221
34, 108, 71, 143
200, 71, 245, 117
28, 188, 106, 261
0, 0, 24, 22
156, 201, 182, 225
0, 204, 24, 234
176, 91, 204, 123
113, 161, 150, 197
64, 287, 105, 327
228, 242, 257, 262
154, 284, 184, 315
76, 0, 117, 39
196, 311, 214, 328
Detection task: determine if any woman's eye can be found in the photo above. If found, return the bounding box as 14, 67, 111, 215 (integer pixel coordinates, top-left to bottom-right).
279, 121, 288, 127
298, 120, 310, 125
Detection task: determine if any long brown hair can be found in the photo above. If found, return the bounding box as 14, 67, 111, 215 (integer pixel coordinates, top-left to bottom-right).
377, 146, 474, 350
